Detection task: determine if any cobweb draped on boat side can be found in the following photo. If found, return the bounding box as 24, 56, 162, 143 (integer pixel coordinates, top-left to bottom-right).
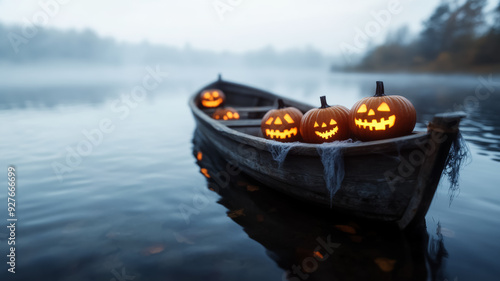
443, 132, 471, 204
267, 141, 300, 168
317, 140, 357, 206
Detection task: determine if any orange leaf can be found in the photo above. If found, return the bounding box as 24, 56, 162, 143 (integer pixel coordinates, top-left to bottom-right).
228, 209, 245, 218
246, 185, 260, 192
313, 251, 324, 259
201, 168, 210, 178
350, 235, 363, 243
143, 244, 165, 256
374, 257, 396, 272
335, 225, 357, 234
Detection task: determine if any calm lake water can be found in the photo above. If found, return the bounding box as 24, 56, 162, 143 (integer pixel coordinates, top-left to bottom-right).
1, 65, 499, 281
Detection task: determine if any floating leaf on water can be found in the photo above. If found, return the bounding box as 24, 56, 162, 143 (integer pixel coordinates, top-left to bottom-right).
256, 214, 264, 222
335, 225, 357, 234
374, 257, 396, 272
349, 235, 363, 243
237, 181, 248, 186
228, 209, 245, 218
143, 244, 165, 256
200, 168, 210, 178
246, 185, 259, 192
313, 251, 324, 259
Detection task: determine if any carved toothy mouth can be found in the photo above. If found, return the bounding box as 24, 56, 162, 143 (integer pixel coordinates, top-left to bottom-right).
314, 127, 339, 139
354, 115, 396, 131
202, 99, 223, 107
265, 128, 298, 139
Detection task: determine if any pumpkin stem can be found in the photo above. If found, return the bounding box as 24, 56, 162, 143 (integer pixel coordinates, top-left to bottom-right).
277, 99, 286, 109
375, 81, 385, 97
320, 96, 330, 108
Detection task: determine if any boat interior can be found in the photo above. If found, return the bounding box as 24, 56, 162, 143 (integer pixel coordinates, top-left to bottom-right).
196, 80, 316, 137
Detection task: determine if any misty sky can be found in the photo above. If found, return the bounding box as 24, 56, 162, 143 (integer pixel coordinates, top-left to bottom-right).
0, 0, 443, 55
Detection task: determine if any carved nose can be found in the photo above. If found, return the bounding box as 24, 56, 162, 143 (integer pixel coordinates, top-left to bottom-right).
368, 109, 375, 116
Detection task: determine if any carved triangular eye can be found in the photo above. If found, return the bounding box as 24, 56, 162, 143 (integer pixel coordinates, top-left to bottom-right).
314, 122, 319, 127
377, 102, 390, 111
213, 92, 219, 98
330, 119, 337, 125
265, 117, 274, 125
357, 104, 367, 113
274, 117, 283, 125
283, 114, 294, 124
204, 93, 211, 99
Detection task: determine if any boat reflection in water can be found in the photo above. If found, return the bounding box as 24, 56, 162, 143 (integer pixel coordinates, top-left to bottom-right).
192, 129, 449, 281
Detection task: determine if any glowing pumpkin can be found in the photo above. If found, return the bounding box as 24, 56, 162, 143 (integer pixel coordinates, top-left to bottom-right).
349, 81, 416, 141
261, 99, 303, 142
300, 96, 350, 143
200, 89, 225, 108
213, 107, 240, 120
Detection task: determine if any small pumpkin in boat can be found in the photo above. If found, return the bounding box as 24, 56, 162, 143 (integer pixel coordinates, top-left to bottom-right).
213, 107, 240, 120
261, 99, 303, 142
300, 96, 350, 143
349, 81, 416, 141
200, 89, 225, 108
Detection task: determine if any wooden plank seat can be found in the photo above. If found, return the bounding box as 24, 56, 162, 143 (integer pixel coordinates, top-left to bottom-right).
202, 106, 274, 114
217, 119, 262, 127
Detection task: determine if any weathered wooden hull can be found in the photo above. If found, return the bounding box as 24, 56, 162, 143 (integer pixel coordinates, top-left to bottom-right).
192, 134, 438, 280
189, 77, 465, 229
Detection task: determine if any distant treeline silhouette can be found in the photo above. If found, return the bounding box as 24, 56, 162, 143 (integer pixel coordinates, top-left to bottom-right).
0, 23, 329, 68
351, 0, 500, 72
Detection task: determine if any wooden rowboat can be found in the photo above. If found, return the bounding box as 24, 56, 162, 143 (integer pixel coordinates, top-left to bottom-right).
189, 75, 466, 229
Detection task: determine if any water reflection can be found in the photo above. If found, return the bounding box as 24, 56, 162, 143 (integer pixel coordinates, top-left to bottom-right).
192, 129, 449, 281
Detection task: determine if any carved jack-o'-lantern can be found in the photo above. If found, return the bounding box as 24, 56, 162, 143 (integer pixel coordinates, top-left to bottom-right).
261, 99, 303, 142
212, 107, 240, 120
349, 81, 416, 141
200, 89, 225, 108
300, 96, 350, 143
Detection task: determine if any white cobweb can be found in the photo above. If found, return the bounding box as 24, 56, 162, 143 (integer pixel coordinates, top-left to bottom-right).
267, 141, 300, 168
443, 132, 471, 204
317, 140, 358, 206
